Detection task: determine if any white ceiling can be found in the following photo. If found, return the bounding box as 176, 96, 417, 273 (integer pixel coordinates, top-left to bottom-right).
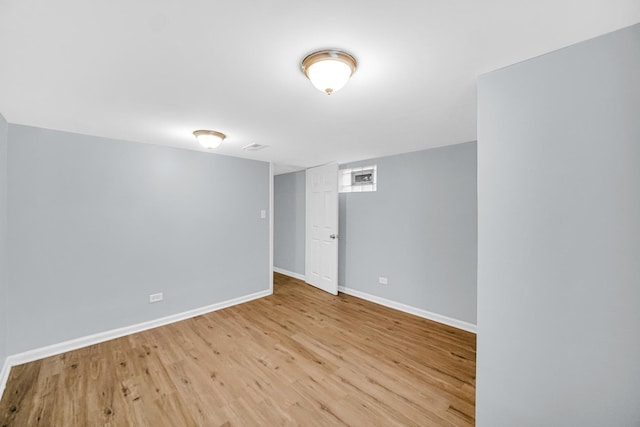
1, 1, 638, 174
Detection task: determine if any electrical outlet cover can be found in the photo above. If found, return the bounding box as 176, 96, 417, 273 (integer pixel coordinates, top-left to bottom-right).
149, 293, 163, 303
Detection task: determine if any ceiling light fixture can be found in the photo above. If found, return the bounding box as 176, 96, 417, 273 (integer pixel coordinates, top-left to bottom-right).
193, 130, 226, 149
301, 50, 357, 95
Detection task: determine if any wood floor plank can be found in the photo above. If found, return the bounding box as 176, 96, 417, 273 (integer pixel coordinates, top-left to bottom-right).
0, 272, 476, 425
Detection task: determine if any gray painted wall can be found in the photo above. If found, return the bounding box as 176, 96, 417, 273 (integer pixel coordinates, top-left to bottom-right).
0, 114, 8, 367
477, 24, 640, 426
273, 171, 305, 275
339, 142, 477, 324
7, 125, 270, 354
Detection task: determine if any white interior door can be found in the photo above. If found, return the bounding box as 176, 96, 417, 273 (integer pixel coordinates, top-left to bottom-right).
305, 163, 339, 295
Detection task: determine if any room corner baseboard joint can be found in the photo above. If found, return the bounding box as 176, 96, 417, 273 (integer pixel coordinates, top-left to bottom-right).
0, 357, 11, 403
273, 267, 305, 282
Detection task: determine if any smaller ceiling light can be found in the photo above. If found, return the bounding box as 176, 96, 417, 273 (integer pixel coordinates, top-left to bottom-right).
193, 130, 226, 149
301, 50, 357, 95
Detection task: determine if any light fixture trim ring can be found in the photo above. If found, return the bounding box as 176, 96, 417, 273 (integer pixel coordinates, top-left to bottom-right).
193, 129, 226, 141
301, 49, 357, 79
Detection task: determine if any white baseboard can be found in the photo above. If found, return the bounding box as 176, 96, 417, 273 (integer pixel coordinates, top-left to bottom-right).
0, 357, 10, 402
338, 285, 477, 334
0, 288, 272, 399
273, 267, 305, 282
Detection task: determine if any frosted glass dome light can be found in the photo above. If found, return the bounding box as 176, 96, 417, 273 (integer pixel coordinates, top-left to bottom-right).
193, 130, 226, 149
302, 50, 357, 95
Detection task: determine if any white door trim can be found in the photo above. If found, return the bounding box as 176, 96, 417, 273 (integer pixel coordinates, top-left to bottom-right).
269, 162, 274, 294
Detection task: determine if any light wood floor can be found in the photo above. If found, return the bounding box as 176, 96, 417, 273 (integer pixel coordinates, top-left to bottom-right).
0, 273, 476, 426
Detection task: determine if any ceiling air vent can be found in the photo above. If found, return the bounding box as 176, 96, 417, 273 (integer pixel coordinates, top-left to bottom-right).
242, 143, 268, 151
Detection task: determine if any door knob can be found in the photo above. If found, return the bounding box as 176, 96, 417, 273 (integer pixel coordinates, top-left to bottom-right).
329, 234, 338, 239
